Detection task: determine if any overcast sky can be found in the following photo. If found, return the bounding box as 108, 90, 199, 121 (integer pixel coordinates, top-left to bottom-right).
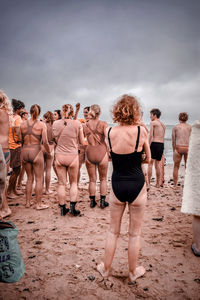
0, 0, 199, 124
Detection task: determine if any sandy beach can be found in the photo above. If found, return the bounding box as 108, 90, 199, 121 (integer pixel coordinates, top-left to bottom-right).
0, 163, 200, 300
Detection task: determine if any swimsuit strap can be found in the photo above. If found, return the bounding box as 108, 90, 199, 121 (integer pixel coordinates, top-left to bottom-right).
135, 126, 140, 151
107, 127, 112, 151
23, 120, 41, 141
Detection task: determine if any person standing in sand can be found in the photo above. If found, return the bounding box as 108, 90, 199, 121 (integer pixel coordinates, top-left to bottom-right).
97, 95, 151, 282
20, 104, 50, 209
53, 104, 85, 216
181, 119, 200, 257
7, 99, 25, 199
172, 112, 191, 188
147, 108, 165, 188
0, 90, 13, 218
83, 104, 109, 209
42, 111, 55, 195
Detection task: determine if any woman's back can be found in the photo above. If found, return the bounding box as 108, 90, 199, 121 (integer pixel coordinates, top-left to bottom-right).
53, 119, 81, 154
21, 120, 42, 145
84, 119, 107, 146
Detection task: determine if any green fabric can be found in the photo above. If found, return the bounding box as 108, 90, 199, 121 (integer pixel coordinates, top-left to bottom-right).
0, 221, 25, 283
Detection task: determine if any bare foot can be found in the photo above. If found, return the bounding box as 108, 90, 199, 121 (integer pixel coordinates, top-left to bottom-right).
97, 262, 110, 278
36, 204, 49, 210
129, 266, 146, 282
1, 207, 12, 218
14, 191, 24, 196
7, 193, 18, 199
44, 190, 53, 195
25, 203, 31, 208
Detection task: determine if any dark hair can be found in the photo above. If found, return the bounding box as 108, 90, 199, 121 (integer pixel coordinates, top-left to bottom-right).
20, 111, 28, 118
54, 109, 61, 119
150, 108, 161, 119
43, 111, 54, 125
12, 99, 25, 112
179, 112, 188, 122
30, 104, 41, 120
84, 106, 90, 111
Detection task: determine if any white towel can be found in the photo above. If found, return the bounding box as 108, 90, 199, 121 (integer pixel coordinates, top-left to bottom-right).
181, 120, 200, 216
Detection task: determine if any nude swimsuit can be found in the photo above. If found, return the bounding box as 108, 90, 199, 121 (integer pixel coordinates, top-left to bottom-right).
85, 121, 107, 164
108, 126, 145, 203
21, 120, 42, 163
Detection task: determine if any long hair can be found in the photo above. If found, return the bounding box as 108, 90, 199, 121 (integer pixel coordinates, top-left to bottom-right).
0, 90, 14, 126
30, 104, 41, 120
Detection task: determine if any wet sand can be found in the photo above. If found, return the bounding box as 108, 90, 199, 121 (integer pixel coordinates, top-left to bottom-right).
0, 164, 200, 299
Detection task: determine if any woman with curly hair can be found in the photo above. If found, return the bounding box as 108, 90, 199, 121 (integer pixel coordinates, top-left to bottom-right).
83, 104, 109, 209
43, 111, 55, 194
20, 104, 50, 209
97, 95, 151, 282
53, 104, 85, 216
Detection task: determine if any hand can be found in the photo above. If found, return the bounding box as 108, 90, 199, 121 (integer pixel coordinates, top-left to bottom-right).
75, 103, 80, 111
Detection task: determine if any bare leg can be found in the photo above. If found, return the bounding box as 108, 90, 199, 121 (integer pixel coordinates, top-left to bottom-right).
24, 162, 33, 207
147, 160, 154, 187
56, 163, 67, 205
33, 151, 48, 210
159, 155, 165, 187
184, 153, 188, 169
155, 160, 161, 187
86, 160, 97, 196
98, 153, 108, 196
68, 156, 79, 202
128, 185, 146, 281
17, 165, 25, 189
1, 187, 11, 218
97, 190, 126, 277
7, 166, 22, 197
173, 151, 182, 188
44, 156, 53, 194
193, 215, 200, 251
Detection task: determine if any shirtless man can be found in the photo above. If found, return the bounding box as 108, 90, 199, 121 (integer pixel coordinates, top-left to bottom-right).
148, 108, 165, 188
172, 112, 191, 188
0, 90, 13, 218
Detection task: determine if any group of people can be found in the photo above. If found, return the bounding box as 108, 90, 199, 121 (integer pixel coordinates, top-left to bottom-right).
0, 89, 199, 283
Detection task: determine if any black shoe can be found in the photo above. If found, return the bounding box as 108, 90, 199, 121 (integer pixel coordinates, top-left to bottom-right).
69, 202, 80, 216
59, 204, 69, 216
90, 199, 97, 208
100, 199, 109, 209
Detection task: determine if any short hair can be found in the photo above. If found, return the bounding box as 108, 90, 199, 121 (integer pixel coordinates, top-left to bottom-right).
62, 104, 74, 118
112, 94, 141, 125
54, 109, 61, 119
89, 104, 101, 119
43, 111, 54, 124
20, 110, 28, 118
12, 99, 25, 112
30, 104, 41, 120
150, 108, 161, 119
179, 112, 188, 122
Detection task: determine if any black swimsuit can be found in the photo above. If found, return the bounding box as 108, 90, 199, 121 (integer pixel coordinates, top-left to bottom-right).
108, 126, 145, 203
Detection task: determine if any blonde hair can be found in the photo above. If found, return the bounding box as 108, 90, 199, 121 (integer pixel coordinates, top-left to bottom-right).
89, 104, 101, 119
112, 94, 141, 125
0, 89, 13, 126
62, 104, 74, 119
43, 111, 54, 125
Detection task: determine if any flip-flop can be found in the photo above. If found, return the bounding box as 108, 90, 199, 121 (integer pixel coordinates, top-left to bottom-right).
191, 244, 200, 257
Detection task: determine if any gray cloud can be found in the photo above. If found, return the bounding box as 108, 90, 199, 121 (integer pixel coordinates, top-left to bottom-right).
0, 0, 199, 123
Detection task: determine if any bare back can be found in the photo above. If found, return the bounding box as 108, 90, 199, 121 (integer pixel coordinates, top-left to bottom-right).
172, 123, 191, 149
83, 119, 107, 146
0, 109, 10, 150
150, 120, 165, 143
21, 119, 45, 145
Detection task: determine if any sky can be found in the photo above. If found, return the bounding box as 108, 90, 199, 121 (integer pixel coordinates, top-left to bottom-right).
0, 0, 199, 124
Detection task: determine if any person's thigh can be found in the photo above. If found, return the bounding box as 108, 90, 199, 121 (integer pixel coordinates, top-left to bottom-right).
109, 190, 126, 234
33, 151, 44, 180
128, 185, 147, 236
98, 153, 108, 180
86, 159, 97, 181
173, 150, 182, 166
68, 155, 79, 184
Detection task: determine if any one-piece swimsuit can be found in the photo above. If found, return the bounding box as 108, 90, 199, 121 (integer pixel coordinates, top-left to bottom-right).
21, 121, 42, 163
108, 126, 145, 203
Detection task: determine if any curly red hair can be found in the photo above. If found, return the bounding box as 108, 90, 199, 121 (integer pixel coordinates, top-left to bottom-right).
112, 94, 141, 125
